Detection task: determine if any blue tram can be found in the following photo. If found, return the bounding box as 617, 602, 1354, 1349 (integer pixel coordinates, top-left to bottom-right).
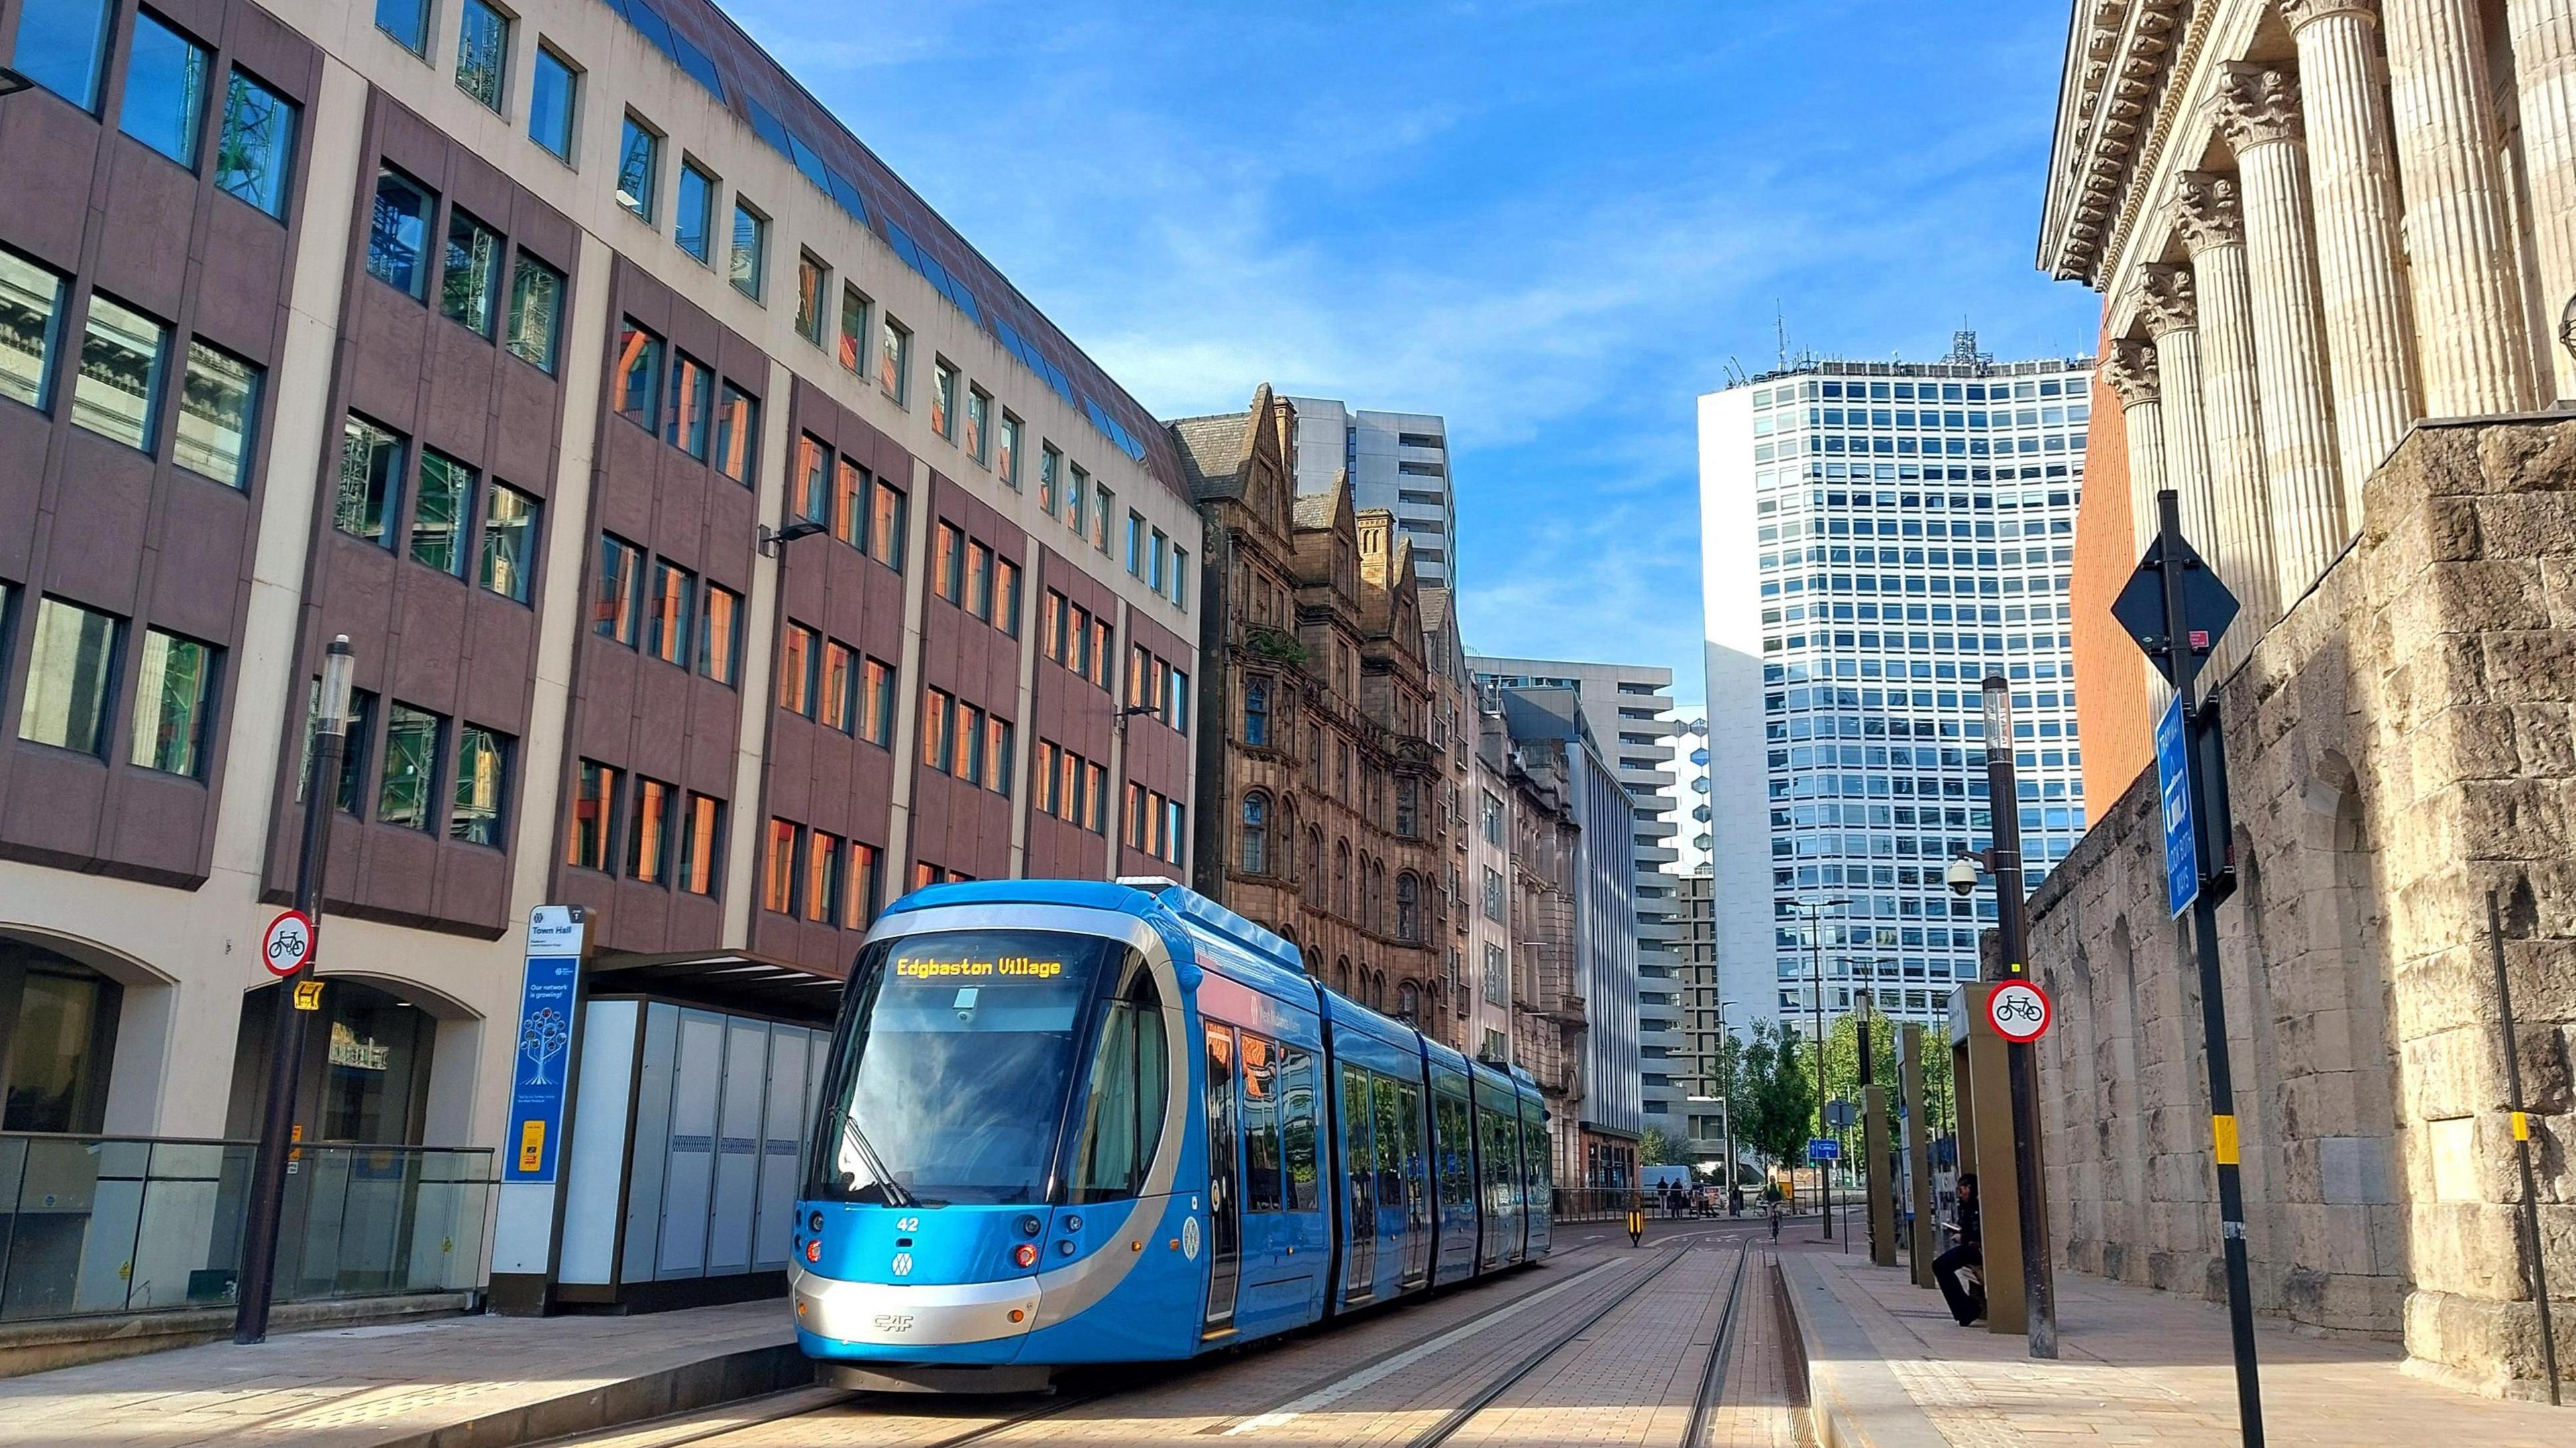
788, 877, 1552, 1391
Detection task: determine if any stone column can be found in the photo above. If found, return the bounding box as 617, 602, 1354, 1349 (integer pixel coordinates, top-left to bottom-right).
2383, 0, 2539, 414
2214, 65, 2348, 610
2174, 171, 2284, 658
2104, 341, 2171, 712
2283, 0, 2423, 496
2137, 264, 2218, 551
2511, 0, 2576, 402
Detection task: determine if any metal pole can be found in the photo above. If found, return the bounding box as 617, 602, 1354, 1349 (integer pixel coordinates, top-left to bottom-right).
2489, 889, 2562, 1404
1813, 915, 1830, 1237
1983, 674, 2057, 1359
235, 636, 354, 1345
2153, 490, 2265, 1443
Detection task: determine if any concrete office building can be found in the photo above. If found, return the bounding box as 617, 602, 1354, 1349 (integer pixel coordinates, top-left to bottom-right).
1697, 339, 2094, 1029
0, 0, 1197, 1311
1469, 656, 1680, 1141
1282, 397, 1456, 586
1675, 867, 1726, 1171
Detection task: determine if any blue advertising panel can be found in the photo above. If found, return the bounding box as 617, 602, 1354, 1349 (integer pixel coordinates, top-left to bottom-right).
2157, 695, 2198, 918
1807, 1137, 1841, 1162
504, 906, 586, 1184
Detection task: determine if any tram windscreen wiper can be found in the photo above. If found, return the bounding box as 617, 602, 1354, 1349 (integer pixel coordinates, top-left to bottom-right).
837, 1112, 918, 1208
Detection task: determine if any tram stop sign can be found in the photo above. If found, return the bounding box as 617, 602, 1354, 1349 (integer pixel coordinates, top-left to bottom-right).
1987, 980, 2052, 1044
2112, 532, 2239, 685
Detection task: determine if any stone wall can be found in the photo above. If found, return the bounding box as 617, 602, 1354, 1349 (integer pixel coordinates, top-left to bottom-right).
2026, 416, 2576, 1398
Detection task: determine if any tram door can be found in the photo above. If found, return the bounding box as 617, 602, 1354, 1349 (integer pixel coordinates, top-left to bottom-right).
1395, 1080, 1431, 1289
1202, 1025, 1241, 1337
1340, 1064, 1377, 1300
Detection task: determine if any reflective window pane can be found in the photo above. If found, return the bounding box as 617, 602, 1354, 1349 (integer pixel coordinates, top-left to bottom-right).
72, 294, 168, 451
616, 116, 659, 220
613, 319, 661, 429
629, 777, 672, 881
409, 450, 474, 575
335, 414, 405, 545
794, 254, 825, 343
504, 252, 562, 373
455, 0, 509, 111
376, 0, 431, 55
593, 533, 643, 645
175, 341, 260, 486
450, 724, 508, 846
16, 0, 113, 112
439, 209, 503, 337
0, 249, 68, 412
675, 162, 714, 262
698, 583, 740, 684
378, 704, 443, 830
129, 628, 215, 777
121, 11, 210, 169
528, 48, 576, 162
712, 383, 757, 484
729, 202, 765, 298
18, 597, 119, 756
665, 353, 710, 458
215, 69, 298, 218
367, 168, 434, 298
478, 482, 539, 602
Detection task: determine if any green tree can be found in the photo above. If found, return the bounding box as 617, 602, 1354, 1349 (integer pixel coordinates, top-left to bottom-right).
1639, 1126, 1678, 1167
1736, 1018, 1816, 1167
1796, 1010, 1957, 1144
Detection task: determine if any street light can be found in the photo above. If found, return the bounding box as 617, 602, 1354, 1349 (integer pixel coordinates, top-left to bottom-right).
1786, 896, 1847, 1236
236, 635, 354, 1345
1972, 674, 2057, 1360
757, 517, 827, 557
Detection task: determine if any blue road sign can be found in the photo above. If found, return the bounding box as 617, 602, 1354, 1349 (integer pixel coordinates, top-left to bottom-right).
2157, 693, 2198, 918
1807, 1137, 1842, 1162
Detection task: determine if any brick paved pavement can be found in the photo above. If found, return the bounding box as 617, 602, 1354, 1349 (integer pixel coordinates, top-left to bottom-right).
1786, 1247, 2570, 1447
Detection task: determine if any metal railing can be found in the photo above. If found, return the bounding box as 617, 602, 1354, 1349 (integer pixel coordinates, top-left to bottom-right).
0, 1133, 493, 1323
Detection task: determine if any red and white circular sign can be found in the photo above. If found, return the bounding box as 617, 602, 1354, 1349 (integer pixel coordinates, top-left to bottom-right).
1987, 980, 2051, 1042
262, 909, 315, 978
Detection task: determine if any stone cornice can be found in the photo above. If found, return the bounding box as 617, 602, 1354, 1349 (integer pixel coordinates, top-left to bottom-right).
2173, 170, 2248, 254
2138, 263, 2199, 336
2277, 0, 2379, 33
2104, 340, 2163, 407
2212, 62, 2304, 150
2043, 0, 2189, 285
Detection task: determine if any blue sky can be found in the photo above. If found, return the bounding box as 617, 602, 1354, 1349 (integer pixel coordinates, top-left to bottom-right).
727, 0, 2101, 708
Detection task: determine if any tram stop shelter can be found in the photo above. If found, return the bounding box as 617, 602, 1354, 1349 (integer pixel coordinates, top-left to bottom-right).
1946, 981, 2044, 1336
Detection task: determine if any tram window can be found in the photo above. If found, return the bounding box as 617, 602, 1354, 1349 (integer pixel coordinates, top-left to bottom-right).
1370, 1074, 1404, 1209
1071, 964, 1168, 1203
1436, 1093, 1472, 1214
1395, 1082, 1427, 1229
1241, 1032, 1284, 1212
1281, 1047, 1319, 1211
1522, 1119, 1548, 1203
1340, 1065, 1377, 1218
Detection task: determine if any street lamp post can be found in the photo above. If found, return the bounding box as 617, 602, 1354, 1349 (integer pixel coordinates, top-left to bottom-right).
1787, 897, 1847, 1235
235, 635, 354, 1345
1980, 674, 2058, 1359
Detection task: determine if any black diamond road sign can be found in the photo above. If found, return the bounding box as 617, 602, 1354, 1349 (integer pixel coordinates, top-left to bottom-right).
2113, 533, 2240, 686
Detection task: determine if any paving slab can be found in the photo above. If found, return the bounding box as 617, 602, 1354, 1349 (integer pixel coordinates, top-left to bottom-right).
1778, 1249, 2571, 1447
0, 1300, 800, 1448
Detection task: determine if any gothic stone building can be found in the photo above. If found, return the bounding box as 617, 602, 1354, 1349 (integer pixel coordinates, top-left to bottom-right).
1175, 390, 1454, 1041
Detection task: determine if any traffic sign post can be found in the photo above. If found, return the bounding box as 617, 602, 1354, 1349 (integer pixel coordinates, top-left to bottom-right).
2127, 491, 2265, 1447
1981, 676, 2057, 1360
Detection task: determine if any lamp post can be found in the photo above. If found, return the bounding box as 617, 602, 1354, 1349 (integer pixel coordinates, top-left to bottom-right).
1787, 896, 1847, 1234
235, 635, 354, 1345
1978, 674, 2057, 1359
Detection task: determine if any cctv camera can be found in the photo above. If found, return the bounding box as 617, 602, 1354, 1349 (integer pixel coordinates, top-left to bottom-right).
1945, 856, 1980, 897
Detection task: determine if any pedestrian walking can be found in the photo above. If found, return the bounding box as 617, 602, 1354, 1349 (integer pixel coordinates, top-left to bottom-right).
1933, 1174, 1986, 1325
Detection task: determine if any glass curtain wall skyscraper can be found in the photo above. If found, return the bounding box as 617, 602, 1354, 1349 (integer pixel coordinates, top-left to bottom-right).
1697, 336, 2095, 1025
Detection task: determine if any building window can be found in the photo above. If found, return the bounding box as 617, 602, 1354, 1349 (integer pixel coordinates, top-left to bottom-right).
986, 716, 1014, 797
566, 759, 618, 869
1482, 866, 1504, 923
128, 627, 215, 777
123, 11, 209, 170
699, 583, 741, 685
930, 359, 957, 439
613, 319, 661, 429
847, 842, 883, 928
625, 775, 672, 882
527, 44, 578, 162
997, 412, 1022, 490
1243, 678, 1269, 746
837, 284, 869, 374
794, 254, 827, 344
1148, 528, 1167, 592
450, 724, 509, 846
1396, 777, 1419, 838
729, 199, 765, 299
763, 819, 797, 913
778, 622, 817, 717
712, 382, 757, 484
378, 703, 443, 831
1095, 484, 1114, 553
74, 294, 168, 451
19, 597, 119, 757
859, 658, 896, 745
995, 558, 1022, 638
1240, 793, 1269, 875
593, 533, 643, 645
0, 249, 68, 412
1481, 789, 1503, 845
793, 434, 829, 523
920, 687, 951, 771
965, 541, 993, 620
18, 0, 113, 111
368, 168, 435, 298
648, 560, 695, 666
1038, 443, 1061, 514
409, 449, 474, 576
1171, 547, 1189, 610
964, 386, 990, 464
374, 0, 431, 52
665, 351, 711, 458
805, 831, 843, 923
879, 315, 910, 402
616, 114, 660, 221
1067, 463, 1087, 536
869, 479, 906, 569
175, 341, 261, 488
820, 641, 855, 733
441, 209, 504, 337
335, 414, 406, 547
830, 457, 866, 545
455, 0, 509, 111
505, 252, 564, 373
674, 160, 715, 262
1397, 874, 1421, 942
213, 68, 298, 218
478, 483, 539, 602
1126, 511, 1144, 575
931, 521, 964, 604
679, 792, 722, 895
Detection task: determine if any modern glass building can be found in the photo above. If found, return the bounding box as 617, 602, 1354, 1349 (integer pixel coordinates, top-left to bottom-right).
1697, 335, 2095, 1026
